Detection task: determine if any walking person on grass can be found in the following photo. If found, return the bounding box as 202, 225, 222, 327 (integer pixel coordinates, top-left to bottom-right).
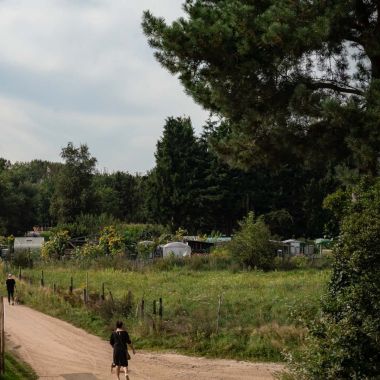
110, 320, 136, 380
5, 273, 16, 305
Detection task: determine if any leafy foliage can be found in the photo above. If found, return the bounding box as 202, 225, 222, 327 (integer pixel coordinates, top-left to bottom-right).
94, 171, 146, 222
136, 241, 155, 259
0, 159, 59, 235
146, 116, 207, 231
143, 0, 380, 175
288, 179, 380, 379
41, 230, 70, 260
229, 212, 275, 270
50, 143, 97, 223
75, 243, 104, 259
99, 226, 125, 256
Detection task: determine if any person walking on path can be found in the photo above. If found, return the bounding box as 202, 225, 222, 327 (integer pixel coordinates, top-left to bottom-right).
110, 320, 135, 380
6, 273, 16, 305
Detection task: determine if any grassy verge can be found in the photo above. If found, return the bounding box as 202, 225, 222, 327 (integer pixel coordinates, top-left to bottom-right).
5, 265, 329, 362
0, 352, 37, 380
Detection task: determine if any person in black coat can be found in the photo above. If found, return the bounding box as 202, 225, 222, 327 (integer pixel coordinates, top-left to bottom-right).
5, 274, 16, 305
110, 320, 135, 379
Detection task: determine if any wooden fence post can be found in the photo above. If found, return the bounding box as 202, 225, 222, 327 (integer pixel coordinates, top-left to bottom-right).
159, 298, 163, 319
83, 289, 87, 304
216, 294, 223, 334
18, 266, 22, 280
140, 299, 145, 319
53, 283, 56, 294
40, 270, 44, 287
69, 277, 73, 294
101, 283, 105, 301
86, 272, 89, 303
153, 300, 156, 315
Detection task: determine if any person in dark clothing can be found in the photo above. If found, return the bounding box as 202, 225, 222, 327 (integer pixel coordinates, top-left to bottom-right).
6, 274, 16, 305
110, 320, 135, 380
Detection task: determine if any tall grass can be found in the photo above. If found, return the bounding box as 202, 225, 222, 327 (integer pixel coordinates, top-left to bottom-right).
1, 353, 37, 380
6, 264, 330, 362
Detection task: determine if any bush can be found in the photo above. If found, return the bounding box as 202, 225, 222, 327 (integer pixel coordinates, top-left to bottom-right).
41, 230, 70, 260
13, 249, 36, 268
136, 241, 155, 260
92, 291, 134, 323
99, 226, 125, 255
288, 179, 380, 379
229, 212, 275, 270
76, 243, 104, 259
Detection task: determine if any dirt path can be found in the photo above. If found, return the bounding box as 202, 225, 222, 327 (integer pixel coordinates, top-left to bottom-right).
4, 302, 283, 379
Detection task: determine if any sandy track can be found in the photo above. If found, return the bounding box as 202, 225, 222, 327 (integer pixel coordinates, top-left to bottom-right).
4, 303, 283, 379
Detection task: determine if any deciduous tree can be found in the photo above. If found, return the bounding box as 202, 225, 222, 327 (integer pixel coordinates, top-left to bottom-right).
50, 143, 97, 223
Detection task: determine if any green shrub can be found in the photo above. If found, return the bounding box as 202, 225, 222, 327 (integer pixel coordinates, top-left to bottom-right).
91, 291, 134, 323
210, 245, 231, 258
274, 254, 333, 271
76, 243, 104, 259
136, 241, 155, 260
99, 226, 125, 255
13, 249, 36, 268
229, 212, 275, 270
41, 230, 70, 260
288, 179, 380, 379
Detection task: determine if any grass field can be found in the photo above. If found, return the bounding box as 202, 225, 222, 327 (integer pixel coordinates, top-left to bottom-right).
7, 264, 330, 362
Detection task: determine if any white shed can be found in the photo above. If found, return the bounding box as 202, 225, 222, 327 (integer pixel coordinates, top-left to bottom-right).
162, 242, 191, 258
14, 237, 44, 251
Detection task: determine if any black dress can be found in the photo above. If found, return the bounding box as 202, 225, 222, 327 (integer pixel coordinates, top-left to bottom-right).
110, 330, 131, 367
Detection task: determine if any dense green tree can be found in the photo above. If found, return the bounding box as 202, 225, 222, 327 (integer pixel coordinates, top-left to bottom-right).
146, 116, 206, 232
50, 143, 97, 224
146, 117, 334, 237
204, 121, 339, 237
290, 179, 380, 379
229, 212, 275, 270
143, 0, 380, 174
0, 159, 58, 235
94, 171, 145, 222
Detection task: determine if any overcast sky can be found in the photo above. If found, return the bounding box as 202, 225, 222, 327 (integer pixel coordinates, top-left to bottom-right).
0, 0, 208, 173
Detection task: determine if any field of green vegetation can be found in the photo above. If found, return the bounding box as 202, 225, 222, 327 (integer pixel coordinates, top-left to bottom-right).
0, 352, 37, 380
7, 263, 330, 362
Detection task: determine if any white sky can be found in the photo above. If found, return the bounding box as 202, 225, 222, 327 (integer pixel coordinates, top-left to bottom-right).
0, 0, 208, 173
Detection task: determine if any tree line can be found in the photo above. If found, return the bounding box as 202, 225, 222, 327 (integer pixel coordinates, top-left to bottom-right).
0, 117, 337, 238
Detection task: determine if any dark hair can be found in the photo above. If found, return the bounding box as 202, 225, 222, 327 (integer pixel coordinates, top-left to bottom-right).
116, 320, 123, 329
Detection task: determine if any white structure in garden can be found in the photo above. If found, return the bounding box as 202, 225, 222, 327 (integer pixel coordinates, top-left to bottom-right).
14, 237, 44, 251
162, 242, 191, 258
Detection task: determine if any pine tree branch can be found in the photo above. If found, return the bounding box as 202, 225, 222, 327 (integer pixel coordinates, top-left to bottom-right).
308, 81, 365, 96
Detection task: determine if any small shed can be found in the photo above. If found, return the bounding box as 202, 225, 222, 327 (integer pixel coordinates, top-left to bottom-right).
282, 239, 315, 256
205, 237, 232, 245
282, 239, 302, 255
162, 242, 191, 258
184, 239, 214, 254
14, 237, 44, 251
